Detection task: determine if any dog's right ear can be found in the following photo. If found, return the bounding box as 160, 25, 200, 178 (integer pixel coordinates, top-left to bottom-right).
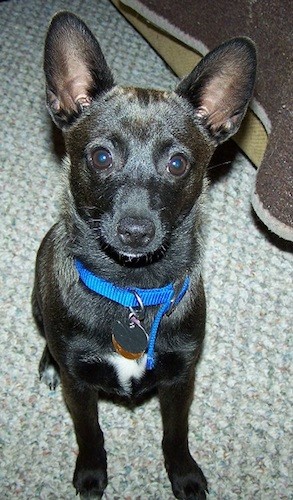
44, 12, 114, 129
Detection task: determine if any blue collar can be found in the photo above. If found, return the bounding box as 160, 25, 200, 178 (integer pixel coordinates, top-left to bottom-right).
75, 259, 190, 369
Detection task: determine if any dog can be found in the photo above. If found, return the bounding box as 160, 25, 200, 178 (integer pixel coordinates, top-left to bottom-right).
32, 11, 256, 499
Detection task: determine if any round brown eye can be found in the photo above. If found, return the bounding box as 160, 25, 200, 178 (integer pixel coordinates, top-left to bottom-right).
91, 148, 112, 170
167, 154, 189, 177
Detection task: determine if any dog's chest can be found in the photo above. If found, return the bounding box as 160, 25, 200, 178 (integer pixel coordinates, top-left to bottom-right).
105, 353, 147, 393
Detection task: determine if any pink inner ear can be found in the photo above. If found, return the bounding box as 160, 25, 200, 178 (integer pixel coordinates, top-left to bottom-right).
66, 74, 93, 107
196, 76, 235, 130
195, 76, 237, 132
49, 69, 93, 116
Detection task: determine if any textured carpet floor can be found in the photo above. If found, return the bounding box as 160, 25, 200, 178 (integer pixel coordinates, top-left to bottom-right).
0, 0, 292, 498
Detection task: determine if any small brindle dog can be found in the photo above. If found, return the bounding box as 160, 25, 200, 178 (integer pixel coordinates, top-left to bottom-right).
32, 12, 256, 499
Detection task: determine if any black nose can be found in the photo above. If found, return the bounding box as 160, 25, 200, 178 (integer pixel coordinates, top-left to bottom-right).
117, 217, 155, 248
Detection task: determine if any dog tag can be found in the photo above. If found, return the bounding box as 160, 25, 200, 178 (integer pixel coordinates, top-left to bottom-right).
112, 319, 148, 360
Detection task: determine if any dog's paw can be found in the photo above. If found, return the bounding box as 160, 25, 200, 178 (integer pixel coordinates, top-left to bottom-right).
73, 455, 108, 499
39, 364, 60, 391
167, 457, 208, 499
38, 346, 60, 390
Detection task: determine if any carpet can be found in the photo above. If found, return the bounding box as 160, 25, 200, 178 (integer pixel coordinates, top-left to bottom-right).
0, 0, 292, 498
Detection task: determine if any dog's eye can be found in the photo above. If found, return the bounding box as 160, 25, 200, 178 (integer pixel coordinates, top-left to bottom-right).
167, 154, 189, 177
91, 148, 112, 170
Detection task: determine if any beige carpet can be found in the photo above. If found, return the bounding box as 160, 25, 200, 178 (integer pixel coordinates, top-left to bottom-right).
0, 0, 292, 498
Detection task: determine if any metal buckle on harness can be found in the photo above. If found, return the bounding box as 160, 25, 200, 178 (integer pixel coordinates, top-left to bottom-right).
129, 289, 145, 321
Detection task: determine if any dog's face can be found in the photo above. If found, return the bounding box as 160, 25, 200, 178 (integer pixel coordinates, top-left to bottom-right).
64, 87, 212, 265
44, 12, 256, 268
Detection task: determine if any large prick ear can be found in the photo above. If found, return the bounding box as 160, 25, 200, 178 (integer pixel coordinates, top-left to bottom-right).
44, 12, 115, 129
176, 38, 257, 144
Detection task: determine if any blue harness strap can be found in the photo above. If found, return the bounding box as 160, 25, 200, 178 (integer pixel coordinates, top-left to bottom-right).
75, 259, 190, 370
76, 259, 175, 307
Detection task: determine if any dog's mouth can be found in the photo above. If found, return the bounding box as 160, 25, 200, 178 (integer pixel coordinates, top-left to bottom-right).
99, 233, 170, 267
85, 211, 170, 267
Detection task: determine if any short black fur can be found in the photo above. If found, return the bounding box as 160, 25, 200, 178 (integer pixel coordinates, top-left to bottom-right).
32, 12, 256, 499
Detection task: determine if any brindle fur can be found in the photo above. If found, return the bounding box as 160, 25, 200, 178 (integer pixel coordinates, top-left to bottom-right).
32, 12, 256, 499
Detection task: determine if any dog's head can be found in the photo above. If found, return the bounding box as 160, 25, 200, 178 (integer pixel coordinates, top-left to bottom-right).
44, 12, 256, 269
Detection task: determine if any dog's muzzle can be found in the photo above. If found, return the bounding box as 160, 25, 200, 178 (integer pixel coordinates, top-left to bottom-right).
98, 213, 169, 266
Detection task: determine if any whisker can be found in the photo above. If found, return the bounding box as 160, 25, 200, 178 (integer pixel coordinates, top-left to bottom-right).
208, 160, 232, 170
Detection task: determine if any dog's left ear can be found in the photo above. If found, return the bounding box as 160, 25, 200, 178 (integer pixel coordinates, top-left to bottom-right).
44, 12, 114, 129
176, 38, 257, 144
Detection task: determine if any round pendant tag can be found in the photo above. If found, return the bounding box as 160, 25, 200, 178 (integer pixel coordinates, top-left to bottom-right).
112, 320, 148, 360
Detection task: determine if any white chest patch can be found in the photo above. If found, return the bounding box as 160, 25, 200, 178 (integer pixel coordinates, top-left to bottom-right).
106, 353, 147, 393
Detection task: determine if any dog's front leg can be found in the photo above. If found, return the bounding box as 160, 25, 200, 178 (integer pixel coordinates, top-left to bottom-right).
61, 372, 107, 498
159, 373, 208, 499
